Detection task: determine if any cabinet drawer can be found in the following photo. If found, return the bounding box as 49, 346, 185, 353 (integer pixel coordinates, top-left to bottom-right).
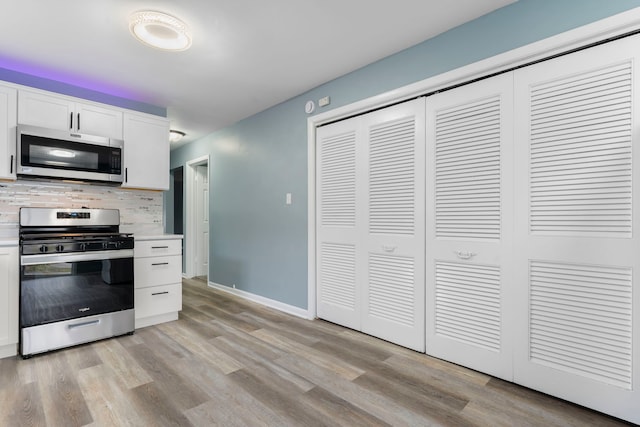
135, 239, 182, 257
135, 255, 181, 288
135, 283, 182, 320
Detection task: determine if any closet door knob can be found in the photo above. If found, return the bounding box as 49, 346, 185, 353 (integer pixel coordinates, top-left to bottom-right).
454, 250, 476, 260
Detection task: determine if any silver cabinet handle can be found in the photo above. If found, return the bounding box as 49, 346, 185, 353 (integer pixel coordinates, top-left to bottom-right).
454, 250, 477, 260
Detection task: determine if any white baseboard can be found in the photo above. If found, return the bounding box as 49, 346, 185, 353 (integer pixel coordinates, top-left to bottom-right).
208, 282, 312, 320
135, 312, 179, 329
0, 343, 17, 359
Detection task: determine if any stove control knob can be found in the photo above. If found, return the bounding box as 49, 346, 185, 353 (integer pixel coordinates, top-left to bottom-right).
79, 243, 87, 251
56, 244, 64, 252
39, 245, 48, 253
102, 242, 109, 250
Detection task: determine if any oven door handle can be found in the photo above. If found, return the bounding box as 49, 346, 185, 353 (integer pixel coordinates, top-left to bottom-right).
21, 249, 134, 266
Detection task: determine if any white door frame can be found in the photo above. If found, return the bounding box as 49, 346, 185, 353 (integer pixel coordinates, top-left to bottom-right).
185, 154, 210, 279
195, 164, 209, 277
306, 10, 640, 319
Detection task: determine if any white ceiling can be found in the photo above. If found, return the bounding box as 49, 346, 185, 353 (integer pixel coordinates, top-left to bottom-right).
0, 0, 514, 148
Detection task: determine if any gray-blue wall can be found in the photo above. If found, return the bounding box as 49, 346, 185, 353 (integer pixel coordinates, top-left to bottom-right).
169, 0, 640, 309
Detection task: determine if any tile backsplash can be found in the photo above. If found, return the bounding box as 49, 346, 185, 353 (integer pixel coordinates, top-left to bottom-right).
0, 179, 164, 238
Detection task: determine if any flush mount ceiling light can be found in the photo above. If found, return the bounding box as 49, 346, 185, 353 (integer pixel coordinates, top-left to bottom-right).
129, 11, 192, 51
169, 130, 186, 142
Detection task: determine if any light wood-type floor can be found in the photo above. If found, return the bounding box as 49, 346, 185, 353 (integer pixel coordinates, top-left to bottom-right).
0, 277, 633, 426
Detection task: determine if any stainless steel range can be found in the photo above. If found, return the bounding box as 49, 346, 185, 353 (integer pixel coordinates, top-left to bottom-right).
19, 207, 134, 357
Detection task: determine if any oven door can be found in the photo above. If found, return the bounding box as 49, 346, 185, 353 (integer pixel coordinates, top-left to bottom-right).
20, 250, 134, 328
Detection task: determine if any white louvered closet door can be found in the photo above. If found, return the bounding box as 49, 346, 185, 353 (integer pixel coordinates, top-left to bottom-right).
361, 99, 426, 352
316, 98, 426, 351
513, 34, 640, 424
316, 118, 362, 331
425, 73, 514, 380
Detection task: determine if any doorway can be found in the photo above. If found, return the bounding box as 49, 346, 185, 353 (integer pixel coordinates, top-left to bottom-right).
185, 155, 210, 281
171, 167, 184, 235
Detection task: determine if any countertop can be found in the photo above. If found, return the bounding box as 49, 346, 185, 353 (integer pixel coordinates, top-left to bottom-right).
134, 234, 183, 241
0, 235, 183, 246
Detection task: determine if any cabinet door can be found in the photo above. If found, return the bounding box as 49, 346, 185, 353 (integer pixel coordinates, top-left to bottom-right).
122, 113, 170, 190
425, 73, 514, 380
18, 90, 123, 139
76, 102, 123, 139
18, 90, 75, 131
0, 247, 18, 349
0, 85, 17, 180
134, 255, 182, 289
513, 34, 640, 424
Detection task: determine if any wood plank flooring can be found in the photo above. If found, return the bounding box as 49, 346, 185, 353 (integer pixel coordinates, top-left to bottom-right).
0, 277, 633, 426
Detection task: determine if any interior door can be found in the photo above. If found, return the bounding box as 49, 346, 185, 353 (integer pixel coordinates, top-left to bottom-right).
425, 73, 514, 379
316, 98, 426, 351
513, 34, 640, 423
316, 117, 362, 331
195, 164, 209, 278
361, 100, 426, 352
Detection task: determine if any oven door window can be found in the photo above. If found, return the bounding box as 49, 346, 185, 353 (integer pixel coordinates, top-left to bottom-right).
20, 257, 133, 327
20, 134, 121, 174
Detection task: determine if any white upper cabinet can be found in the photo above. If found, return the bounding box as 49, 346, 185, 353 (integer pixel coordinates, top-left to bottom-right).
18, 89, 123, 139
0, 84, 17, 180
75, 102, 123, 139
122, 112, 170, 190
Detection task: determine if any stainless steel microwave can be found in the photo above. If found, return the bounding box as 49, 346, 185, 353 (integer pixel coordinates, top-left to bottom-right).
17, 124, 123, 184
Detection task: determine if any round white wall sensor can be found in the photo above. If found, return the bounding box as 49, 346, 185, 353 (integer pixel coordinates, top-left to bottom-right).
305, 100, 315, 114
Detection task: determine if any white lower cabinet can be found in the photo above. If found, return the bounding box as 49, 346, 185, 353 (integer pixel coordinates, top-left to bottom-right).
0, 245, 18, 358
135, 283, 182, 321
134, 237, 183, 328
